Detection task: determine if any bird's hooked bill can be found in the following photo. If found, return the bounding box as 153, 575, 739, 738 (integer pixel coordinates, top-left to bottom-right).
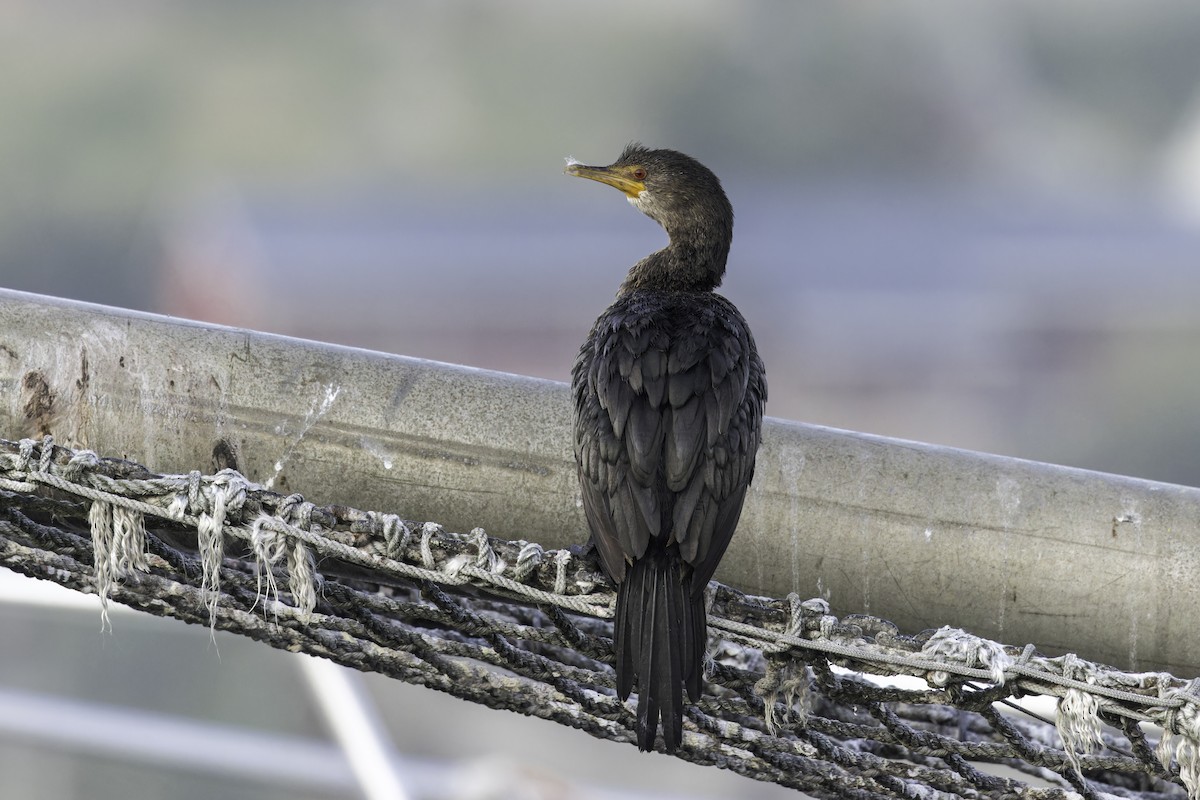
564, 157, 646, 199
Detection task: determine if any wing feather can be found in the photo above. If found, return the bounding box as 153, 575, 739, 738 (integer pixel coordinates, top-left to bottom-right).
572, 291, 766, 593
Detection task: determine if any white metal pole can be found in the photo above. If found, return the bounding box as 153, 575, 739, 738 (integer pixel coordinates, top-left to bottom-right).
3, 288, 1199, 675
297, 655, 412, 800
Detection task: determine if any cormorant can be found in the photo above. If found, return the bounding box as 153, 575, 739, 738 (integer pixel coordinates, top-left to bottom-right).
566, 144, 766, 753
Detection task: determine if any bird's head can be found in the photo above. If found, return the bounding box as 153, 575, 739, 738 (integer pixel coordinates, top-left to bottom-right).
565, 143, 732, 239
566, 144, 734, 291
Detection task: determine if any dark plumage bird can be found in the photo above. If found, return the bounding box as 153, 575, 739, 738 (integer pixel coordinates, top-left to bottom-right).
566, 144, 766, 753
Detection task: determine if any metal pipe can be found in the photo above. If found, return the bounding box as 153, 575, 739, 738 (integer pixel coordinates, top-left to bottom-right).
2, 288, 1198, 675
298, 655, 413, 800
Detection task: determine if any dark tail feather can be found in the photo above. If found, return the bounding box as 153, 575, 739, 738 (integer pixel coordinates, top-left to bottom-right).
687, 584, 706, 702
615, 551, 703, 753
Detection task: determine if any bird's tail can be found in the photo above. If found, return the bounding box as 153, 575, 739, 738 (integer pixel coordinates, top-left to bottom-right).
615, 549, 704, 753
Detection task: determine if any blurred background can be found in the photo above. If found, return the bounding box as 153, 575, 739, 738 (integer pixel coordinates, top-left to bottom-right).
4, 1, 1200, 797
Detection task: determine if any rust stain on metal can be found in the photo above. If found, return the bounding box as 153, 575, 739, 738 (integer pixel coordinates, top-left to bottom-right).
21, 370, 55, 436
74, 346, 93, 448
76, 347, 90, 395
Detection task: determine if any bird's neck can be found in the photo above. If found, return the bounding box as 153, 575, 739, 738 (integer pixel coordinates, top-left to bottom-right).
619, 226, 730, 295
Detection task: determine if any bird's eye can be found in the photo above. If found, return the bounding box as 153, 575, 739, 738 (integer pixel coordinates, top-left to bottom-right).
632, 167, 647, 180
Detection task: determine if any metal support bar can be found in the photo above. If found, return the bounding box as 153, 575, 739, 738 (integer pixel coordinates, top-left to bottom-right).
0, 686, 357, 792
298, 655, 412, 800
2, 288, 1198, 675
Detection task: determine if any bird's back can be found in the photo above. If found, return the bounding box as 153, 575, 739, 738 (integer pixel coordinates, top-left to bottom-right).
572, 288, 766, 751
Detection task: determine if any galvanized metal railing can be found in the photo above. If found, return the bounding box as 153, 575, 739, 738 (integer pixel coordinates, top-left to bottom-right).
3, 287, 1199, 676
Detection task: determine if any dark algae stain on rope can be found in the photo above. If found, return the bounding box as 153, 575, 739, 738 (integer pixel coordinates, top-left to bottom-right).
568, 145, 767, 753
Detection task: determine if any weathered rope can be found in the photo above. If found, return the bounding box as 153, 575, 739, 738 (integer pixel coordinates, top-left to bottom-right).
0, 436, 1193, 800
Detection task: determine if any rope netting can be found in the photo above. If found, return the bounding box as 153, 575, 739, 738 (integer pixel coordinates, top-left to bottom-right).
1, 435, 1198, 799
